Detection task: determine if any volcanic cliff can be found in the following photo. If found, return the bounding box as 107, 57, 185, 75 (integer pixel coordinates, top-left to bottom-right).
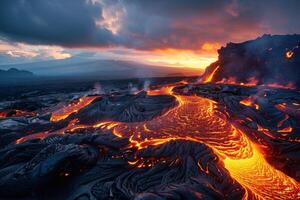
202, 34, 300, 88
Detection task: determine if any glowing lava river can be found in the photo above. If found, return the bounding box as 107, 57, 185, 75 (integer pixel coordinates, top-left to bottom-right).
104, 85, 300, 200
4, 83, 300, 199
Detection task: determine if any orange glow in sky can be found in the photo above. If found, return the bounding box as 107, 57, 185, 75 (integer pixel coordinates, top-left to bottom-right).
139, 42, 220, 69
146, 49, 217, 69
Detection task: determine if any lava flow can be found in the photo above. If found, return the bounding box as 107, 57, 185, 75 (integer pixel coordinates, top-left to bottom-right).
240, 97, 260, 110
13, 83, 300, 199
108, 85, 300, 199
203, 65, 219, 83
50, 96, 98, 122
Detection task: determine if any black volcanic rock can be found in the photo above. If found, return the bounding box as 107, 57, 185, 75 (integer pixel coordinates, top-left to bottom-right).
202, 34, 300, 87
0, 133, 245, 200
0, 77, 299, 199
73, 91, 177, 124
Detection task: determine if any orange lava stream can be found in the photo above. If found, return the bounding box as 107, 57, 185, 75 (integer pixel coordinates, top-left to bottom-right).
110, 85, 300, 199
277, 126, 293, 133
240, 98, 260, 110
203, 65, 219, 83
50, 96, 98, 122
14, 83, 300, 199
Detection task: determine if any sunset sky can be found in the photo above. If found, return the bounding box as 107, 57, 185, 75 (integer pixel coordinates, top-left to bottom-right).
0, 0, 300, 70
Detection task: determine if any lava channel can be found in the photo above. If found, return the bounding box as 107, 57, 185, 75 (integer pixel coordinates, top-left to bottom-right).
109, 85, 300, 200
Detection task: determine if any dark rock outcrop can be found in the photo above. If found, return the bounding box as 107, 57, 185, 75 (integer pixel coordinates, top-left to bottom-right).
202, 34, 300, 88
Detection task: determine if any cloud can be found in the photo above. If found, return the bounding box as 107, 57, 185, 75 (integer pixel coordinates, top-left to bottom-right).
0, 40, 71, 61
0, 0, 115, 47
0, 0, 300, 51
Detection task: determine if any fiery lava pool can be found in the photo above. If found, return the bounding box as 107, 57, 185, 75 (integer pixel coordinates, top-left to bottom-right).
108, 86, 300, 199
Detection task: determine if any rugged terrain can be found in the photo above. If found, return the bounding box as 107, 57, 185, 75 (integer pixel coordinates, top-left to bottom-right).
0, 35, 299, 200
202, 34, 300, 88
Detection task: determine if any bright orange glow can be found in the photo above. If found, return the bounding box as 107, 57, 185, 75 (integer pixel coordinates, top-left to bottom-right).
201, 42, 221, 51
15, 82, 300, 199
148, 48, 217, 69
217, 76, 259, 86
217, 76, 295, 89
109, 84, 299, 199
223, 147, 299, 199
203, 66, 220, 83
240, 98, 260, 110
50, 96, 98, 122
277, 126, 293, 133
16, 119, 80, 144
286, 50, 294, 59
218, 76, 259, 87
13, 110, 36, 117
16, 132, 50, 144
0, 110, 36, 118
147, 85, 175, 96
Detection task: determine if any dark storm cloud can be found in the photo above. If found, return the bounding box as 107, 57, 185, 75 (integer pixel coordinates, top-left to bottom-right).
0, 0, 115, 46
117, 0, 300, 50
0, 0, 300, 50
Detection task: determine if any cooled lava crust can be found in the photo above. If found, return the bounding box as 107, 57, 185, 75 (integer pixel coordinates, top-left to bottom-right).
0, 83, 299, 200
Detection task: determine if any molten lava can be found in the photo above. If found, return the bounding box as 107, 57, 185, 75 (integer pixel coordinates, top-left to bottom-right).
110, 85, 299, 199
277, 126, 293, 133
15, 82, 300, 199
50, 96, 98, 122
240, 98, 260, 110
0, 110, 36, 118
216, 76, 295, 90
203, 65, 219, 83
217, 76, 259, 87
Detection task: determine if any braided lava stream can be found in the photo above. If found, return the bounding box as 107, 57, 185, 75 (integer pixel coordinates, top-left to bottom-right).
110, 85, 300, 200
15, 84, 300, 199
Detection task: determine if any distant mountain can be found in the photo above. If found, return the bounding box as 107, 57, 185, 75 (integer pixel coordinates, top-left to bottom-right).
0, 58, 201, 79
202, 34, 300, 88
0, 68, 34, 79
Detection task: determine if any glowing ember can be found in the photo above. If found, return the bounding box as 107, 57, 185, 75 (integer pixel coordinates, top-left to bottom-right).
13, 110, 36, 117
0, 110, 36, 118
50, 96, 98, 122
286, 50, 294, 59
240, 77, 258, 86
240, 98, 260, 110
216, 76, 259, 87
277, 126, 293, 133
